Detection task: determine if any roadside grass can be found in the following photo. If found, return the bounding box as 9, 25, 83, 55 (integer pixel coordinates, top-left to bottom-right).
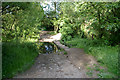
2, 41, 39, 78
62, 37, 119, 78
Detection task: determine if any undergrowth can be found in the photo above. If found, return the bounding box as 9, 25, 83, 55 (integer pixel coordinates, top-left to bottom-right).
48, 31, 56, 35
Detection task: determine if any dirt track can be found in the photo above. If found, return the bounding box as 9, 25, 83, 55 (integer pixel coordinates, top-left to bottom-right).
15, 32, 99, 78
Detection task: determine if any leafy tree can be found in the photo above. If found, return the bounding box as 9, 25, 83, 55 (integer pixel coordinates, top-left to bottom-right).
2, 2, 44, 41
53, 2, 120, 45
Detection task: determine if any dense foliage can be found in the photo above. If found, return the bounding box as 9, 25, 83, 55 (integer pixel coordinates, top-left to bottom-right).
2, 2, 44, 41
53, 2, 120, 45
40, 14, 54, 31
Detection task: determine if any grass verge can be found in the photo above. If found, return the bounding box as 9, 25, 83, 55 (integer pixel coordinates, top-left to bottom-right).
2, 41, 39, 78
62, 37, 119, 78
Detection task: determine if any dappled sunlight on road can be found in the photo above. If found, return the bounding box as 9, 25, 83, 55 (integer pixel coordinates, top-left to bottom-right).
39, 33, 62, 42
50, 33, 62, 40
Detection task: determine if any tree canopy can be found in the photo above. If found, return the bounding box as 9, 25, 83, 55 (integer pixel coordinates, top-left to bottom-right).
2, 2, 44, 41
52, 2, 120, 45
